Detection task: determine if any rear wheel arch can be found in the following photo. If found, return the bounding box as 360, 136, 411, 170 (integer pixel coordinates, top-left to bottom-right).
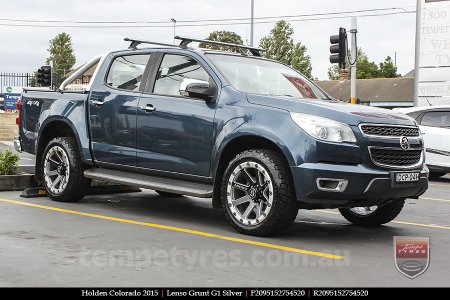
35, 120, 83, 181
212, 135, 294, 209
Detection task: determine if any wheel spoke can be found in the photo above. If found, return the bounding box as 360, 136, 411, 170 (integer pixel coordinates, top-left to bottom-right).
232, 182, 249, 192
58, 176, 66, 189
254, 203, 262, 219
242, 202, 256, 219
48, 158, 60, 166
54, 150, 64, 163
233, 195, 251, 206
262, 185, 270, 201
51, 175, 63, 189
257, 170, 265, 186
242, 168, 256, 185
47, 170, 58, 177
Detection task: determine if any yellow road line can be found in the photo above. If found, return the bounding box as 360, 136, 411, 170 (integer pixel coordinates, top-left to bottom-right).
391, 220, 450, 230
420, 197, 450, 203
317, 210, 450, 230
0, 198, 343, 260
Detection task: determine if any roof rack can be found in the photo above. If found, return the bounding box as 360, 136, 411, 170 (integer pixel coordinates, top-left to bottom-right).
175, 36, 263, 56
124, 37, 264, 57
124, 38, 181, 50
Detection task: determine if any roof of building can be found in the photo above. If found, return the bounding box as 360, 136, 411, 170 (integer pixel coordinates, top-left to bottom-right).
315, 77, 414, 103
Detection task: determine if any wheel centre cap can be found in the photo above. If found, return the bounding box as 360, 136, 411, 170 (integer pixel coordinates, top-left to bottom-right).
57, 165, 64, 174
249, 188, 259, 200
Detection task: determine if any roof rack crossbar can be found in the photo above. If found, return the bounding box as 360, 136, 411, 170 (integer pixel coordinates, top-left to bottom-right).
124, 38, 183, 50
175, 36, 264, 56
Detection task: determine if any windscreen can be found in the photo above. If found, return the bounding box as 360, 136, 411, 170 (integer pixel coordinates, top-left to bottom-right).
207, 54, 329, 100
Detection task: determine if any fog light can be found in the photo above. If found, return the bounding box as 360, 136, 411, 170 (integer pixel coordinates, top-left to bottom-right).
316, 178, 348, 192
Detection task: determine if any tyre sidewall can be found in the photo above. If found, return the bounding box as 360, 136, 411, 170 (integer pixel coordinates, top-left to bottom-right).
221, 150, 297, 236
41, 137, 88, 201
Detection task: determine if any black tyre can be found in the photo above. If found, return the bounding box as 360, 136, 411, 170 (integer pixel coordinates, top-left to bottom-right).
41, 137, 91, 202
221, 149, 298, 236
338, 199, 405, 226
155, 190, 183, 197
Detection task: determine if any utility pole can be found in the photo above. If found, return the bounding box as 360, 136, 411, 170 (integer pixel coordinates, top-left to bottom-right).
414, 0, 422, 107
49, 60, 54, 90
250, 0, 254, 46
350, 17, 358, 104
171, 18, 177, 43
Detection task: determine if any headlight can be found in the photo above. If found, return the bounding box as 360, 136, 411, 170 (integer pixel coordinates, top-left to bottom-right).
290, 113, 357, 143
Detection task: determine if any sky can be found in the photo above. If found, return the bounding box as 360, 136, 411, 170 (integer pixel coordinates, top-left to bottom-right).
0, 0, 417, 80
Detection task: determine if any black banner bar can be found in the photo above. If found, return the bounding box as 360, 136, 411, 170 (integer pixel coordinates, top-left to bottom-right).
0, 288, 445, 298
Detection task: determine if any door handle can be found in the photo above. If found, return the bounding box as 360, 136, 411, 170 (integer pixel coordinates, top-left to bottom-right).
140, 104, 156, 113
91, 99, 104, 106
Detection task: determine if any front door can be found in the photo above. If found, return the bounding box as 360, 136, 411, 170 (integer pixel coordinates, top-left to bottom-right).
136, 53, 217, 177
89, 53, 151, 166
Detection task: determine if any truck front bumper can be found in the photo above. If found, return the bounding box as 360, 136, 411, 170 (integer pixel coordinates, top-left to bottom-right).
291, 163, 429, 209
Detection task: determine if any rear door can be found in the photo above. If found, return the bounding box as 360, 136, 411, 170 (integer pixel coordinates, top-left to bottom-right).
418, 110, 450, 169
136, 52, 218, 177
89, 53, 152, 166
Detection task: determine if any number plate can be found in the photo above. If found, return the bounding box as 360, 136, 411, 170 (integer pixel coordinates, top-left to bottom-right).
393, 172, 420, 183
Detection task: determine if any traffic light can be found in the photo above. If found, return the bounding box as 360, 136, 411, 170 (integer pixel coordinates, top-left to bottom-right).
329, 28, 347, 69
37, 66, 52, 87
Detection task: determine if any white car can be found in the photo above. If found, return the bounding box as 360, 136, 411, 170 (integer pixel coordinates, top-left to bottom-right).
395, 106, 450, 179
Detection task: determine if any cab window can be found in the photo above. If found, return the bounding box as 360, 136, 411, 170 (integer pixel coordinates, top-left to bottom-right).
106, 54, 151, 91
153, 54, 210, 97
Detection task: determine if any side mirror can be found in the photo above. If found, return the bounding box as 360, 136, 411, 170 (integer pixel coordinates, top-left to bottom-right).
179, 78, 213, 101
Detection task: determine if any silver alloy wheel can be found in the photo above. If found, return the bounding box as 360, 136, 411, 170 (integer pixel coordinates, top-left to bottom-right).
43, 146, 70, 195
227, 161, 274, 226
349, 206, 378, 216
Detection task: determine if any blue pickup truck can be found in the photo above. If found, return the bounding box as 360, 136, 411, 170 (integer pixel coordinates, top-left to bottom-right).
16, 37, 428, 236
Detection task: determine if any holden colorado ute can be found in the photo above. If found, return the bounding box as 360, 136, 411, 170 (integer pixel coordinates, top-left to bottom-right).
15, 37, 429, 236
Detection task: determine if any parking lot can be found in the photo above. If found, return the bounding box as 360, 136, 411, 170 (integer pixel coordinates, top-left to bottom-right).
0, 147, 449, 287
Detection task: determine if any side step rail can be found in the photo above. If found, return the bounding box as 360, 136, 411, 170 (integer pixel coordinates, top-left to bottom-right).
84, 168, 213, 198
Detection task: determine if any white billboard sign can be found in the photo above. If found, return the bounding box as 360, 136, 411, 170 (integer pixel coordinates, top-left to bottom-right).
418, 0, 450, 105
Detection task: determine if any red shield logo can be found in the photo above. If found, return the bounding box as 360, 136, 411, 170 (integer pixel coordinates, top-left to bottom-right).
394, 237, 430, 279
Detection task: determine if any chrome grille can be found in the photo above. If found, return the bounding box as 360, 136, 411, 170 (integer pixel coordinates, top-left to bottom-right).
360, 125, 420, 137
370, 148, 422, 167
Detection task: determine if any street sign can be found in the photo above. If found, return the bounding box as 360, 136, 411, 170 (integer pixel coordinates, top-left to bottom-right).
2, 86, 22, 111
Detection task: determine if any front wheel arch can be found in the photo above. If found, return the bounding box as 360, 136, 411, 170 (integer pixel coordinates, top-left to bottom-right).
212, 135, 293, 209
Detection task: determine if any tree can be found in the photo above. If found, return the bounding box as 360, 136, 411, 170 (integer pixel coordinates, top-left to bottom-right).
29, 71, 38, 87
379, 56, 400, 78
328, 65, 341, 80
355, 49, 379, 79
259, 20, 312, 78
46, 32, 76, 88
199, 31, 244, 53
327, 48, 379, 80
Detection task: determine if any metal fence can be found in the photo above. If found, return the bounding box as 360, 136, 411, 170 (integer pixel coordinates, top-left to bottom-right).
0, 73, 33, 95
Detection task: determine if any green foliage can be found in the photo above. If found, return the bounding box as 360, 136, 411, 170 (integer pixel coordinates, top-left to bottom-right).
0, 149, 20, 175
29, 71, 38, 87
355, 49, 379, 79
259, 20, 312, 78
327, 48, 400, 80
46, 32, 76, 88
199, 31, 244, 53
379, 56, 400, 78
328, 65, 341, 80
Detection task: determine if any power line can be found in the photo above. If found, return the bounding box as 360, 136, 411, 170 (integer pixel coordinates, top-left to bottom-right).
0, 11, 414, 29
0, 7, 412, 25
